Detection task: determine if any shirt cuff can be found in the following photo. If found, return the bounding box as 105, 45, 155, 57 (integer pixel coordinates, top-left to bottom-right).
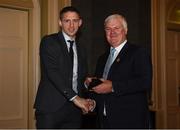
112, 87, 114, 92
84, 82, 88, 89
70, 95, 77, 101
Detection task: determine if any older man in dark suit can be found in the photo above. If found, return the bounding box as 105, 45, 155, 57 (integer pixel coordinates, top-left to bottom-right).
34, 6, 94, 129
85, 14, 152, 128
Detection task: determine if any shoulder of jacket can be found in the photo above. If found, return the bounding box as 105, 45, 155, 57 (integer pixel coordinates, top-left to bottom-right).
127, 42, 143, 51
42, 33, 59, 41
40, 33, 61, 49
128, 43, 149, 58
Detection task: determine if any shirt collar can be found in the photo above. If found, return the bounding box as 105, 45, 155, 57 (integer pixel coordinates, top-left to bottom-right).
62, 31, 75, 43
111, 40, 127, 53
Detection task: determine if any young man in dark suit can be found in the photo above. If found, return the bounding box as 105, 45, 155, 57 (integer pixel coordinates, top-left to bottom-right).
85, 14, 152, 128
34, 6, 94, 129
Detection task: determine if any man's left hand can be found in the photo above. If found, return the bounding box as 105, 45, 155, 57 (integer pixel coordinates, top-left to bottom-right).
91, 79, 113, 94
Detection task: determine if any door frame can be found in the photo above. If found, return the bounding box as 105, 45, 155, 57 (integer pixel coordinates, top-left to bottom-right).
151, 0, 167, 128
28, 0, 41, 128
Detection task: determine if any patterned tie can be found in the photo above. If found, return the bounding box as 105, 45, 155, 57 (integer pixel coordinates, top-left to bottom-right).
67, 40, 74, 69
103, 48, 116, 79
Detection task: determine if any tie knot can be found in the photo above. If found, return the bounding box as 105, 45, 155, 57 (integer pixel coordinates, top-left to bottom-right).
67, 40, 74, 47
110, 48, 116, 56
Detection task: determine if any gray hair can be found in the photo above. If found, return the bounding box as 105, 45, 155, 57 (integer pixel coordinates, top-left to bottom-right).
104, 14, 128, 30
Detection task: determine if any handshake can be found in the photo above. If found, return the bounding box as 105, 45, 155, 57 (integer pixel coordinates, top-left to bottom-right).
73, 96, 95, 114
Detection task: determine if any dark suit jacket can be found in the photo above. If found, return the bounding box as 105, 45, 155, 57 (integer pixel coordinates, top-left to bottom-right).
34, 32, 87, 113
94, 42, 152, 128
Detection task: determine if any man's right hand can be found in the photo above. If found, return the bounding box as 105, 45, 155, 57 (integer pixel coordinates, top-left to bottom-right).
72, 96, 95, 114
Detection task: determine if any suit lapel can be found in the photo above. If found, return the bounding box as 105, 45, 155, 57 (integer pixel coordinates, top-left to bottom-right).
57, 32, 69, 56
113, 43, 129, 65
57, 32, 73, 72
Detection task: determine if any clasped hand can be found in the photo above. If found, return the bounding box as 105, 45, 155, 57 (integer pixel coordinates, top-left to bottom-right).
73, 96, 95, 114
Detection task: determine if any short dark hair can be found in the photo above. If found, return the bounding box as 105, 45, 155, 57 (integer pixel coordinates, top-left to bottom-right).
59, 6, 81, 20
